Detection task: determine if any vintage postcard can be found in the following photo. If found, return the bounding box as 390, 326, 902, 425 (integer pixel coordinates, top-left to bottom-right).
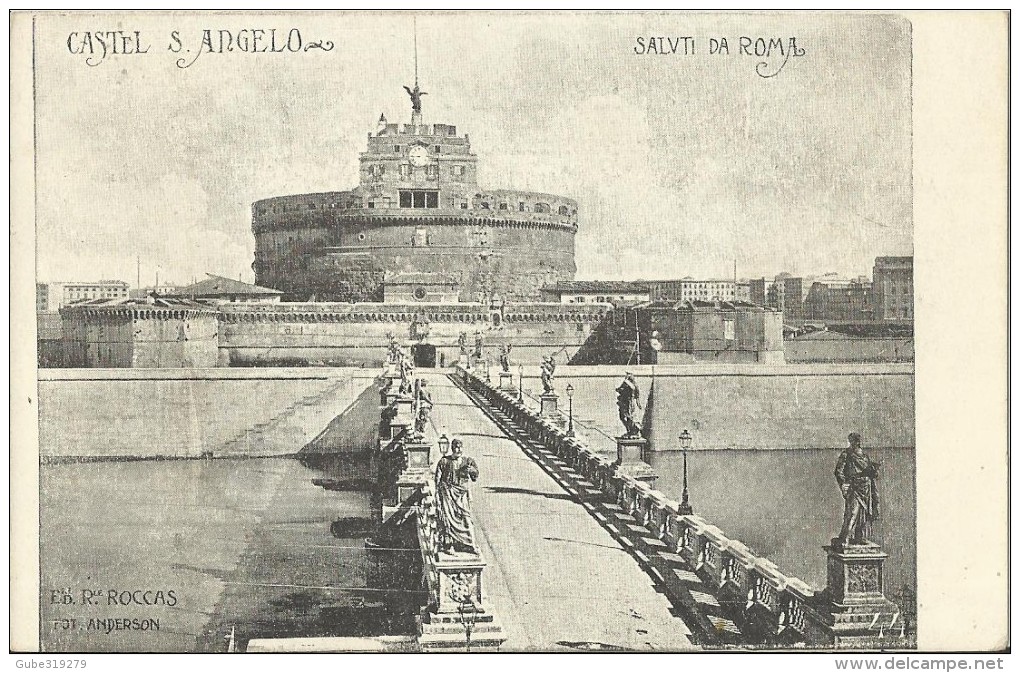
9, 10, 1008, 656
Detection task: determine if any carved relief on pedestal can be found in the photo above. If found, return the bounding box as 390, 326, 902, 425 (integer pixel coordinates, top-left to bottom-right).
446, 571, 476, 605
846, 562, 881, 594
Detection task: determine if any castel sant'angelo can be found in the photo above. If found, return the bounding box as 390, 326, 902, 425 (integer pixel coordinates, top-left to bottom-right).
252, 80, 578, 303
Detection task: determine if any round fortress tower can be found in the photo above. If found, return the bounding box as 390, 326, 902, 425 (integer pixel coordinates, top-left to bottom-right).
252, 88, 578, 302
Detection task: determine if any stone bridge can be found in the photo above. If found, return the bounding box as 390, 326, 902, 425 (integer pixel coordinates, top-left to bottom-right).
257, 359, 910, 652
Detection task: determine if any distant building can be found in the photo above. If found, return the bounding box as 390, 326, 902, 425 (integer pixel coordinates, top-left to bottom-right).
599, 300, 784, 364
61, 297, 219, 368
645, 278, 739, 302
540, 280, 650, 305
767, 274, 808, 324
129, 284, 181, 299
383, 272, 460, 303
36, 280, 130, 311
803, 275, 873, 322
872, 256, 913, 321
172, 274, 283, 304
735, 281, 752, 302
748, 278, 768, 306
36, 311, 64, 367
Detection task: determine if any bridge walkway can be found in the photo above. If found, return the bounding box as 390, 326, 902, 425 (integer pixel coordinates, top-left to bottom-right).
423, 372, 696, 652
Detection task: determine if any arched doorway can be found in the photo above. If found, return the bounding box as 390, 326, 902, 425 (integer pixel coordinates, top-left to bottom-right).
411, 343, 437, 368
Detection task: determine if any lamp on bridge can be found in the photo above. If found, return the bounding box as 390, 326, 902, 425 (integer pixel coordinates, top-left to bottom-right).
565, 383, 575, 437
438, 433, 450, 456
517, 364, 524, 401
678, 429, 693, 515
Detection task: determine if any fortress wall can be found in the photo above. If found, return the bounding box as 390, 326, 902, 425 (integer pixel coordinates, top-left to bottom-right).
252, 195, 578, 302
38, 368, 377, 459
511, 363, 914, 455
220, 311, 601, 366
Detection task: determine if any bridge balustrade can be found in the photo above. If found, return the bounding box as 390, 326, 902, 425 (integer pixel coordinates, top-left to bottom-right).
378, 371, 505, 650
459, 365, 832, 646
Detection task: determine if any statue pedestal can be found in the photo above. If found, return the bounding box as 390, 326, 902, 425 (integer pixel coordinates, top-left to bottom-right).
387, 421, 409, 442
458, 354, 469, 368
498, 371, 515, 391
418, 552, 506, 651
392, 396, 413, 426
383, 441, 433, 518
816, 539, 900, 645
383, 389, 401, 407
383, 361, 398, 378
614, 437, 658, 484
540, 393, 559, 418
400, 441, 432, 479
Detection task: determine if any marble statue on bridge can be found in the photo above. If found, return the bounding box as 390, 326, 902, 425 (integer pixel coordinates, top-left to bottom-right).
386, 333, 400, 364
499, 344, 512, 373
412, 381, 434, 439
835, 432, 881, 546
458, 331, 468, 356
540, 354, 556, 394
474, 331, 483, 359
616, 373, 643, 438
399, 355, 414, 396
435, 439, 480, 554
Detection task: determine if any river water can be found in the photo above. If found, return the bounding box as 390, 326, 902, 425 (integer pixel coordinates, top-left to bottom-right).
39, 454, 420, 653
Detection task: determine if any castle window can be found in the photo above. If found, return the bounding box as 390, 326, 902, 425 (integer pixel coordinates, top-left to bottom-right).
460, 202, 469, 209
399, 190, 439, 209
481, 202, 491, 210
534, 202, 551, 214
426, 165, 438, 178
499, 203, 508, 211
400, 164, 411, 178
435, 145, 441, 153
394, 145, 401, 153
558, 205, 570, 216
451, 165, 465, 177
519, 202, 525, 212
367, 202, 375, 209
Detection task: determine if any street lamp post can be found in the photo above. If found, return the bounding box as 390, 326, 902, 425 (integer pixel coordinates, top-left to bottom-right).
678, 429, 693, 515
566, 383, 575, 436
438, 433, 450, 456
518, 364, 524, 401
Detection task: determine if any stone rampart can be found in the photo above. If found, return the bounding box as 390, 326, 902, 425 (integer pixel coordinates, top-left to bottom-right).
506, 363, 914, 454
218, 302, 609, 367
38, 368, 377, 460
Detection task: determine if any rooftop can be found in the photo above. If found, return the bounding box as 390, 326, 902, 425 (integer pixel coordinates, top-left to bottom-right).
175, 274, 283, 297
542, 280, 651, 294
640, 299, 771, 311
60, 297, 215, 312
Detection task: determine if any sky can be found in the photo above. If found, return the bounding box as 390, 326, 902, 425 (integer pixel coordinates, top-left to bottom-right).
33, 12, 912, 286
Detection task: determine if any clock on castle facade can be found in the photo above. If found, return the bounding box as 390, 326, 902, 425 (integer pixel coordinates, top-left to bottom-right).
251, 86, 578, 303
